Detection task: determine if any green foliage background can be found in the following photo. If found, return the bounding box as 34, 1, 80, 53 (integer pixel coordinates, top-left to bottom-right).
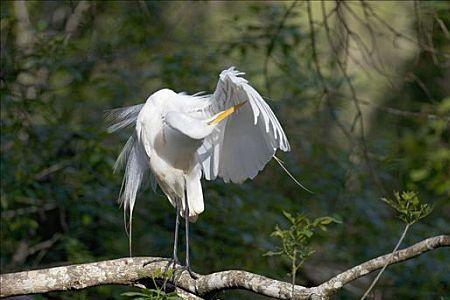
1, 1, 449, 299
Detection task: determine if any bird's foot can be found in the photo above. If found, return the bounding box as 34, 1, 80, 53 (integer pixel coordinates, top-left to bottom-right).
176, 265, 198, 279
142, 257, 179, 268
143, 257, 182, 282
163, 257, 181, 277
160, 259, 199, 280
142, 258, 197, 279
187, 266, 198, 279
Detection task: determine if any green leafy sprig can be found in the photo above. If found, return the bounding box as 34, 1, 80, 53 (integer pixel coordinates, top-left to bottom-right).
265, 211, 341, 297
381, 191, 433, 225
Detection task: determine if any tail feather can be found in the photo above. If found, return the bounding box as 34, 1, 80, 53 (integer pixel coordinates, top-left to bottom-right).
106, 103, 149, 256
105, 104, 144, 133
119, 137, 149, 256
114, 134, 135, 173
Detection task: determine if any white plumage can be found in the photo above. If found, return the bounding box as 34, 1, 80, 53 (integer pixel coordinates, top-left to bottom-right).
106, 67, 290, 261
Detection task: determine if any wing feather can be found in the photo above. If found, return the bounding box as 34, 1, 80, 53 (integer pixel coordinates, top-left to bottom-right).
198, 67, 290, 183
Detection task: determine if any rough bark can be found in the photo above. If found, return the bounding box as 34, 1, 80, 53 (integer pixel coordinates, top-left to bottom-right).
63, 0, 91, 44
12, 0, 35, 51
1, 235, 448, 299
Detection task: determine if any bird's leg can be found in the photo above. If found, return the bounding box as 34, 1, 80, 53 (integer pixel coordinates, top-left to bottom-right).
184, 186, 198, 279
143, 204, 180, 272
172, 204, 180, 264
163, 204, 181, 276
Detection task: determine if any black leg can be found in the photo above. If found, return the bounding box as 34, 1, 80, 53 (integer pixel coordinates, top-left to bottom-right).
172, 204, 180, 263
184, 185, 197, 279
184, 191, 190, 268
143, 204, 180, 269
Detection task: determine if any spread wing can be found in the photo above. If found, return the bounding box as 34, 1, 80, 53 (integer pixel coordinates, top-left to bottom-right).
198, 67, 290, 183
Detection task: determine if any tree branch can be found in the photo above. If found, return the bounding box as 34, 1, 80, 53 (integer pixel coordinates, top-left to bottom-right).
64, 0, 91, 45
316, 235, 449, 297
13, 0, 35, 51
1, 235, 448, 299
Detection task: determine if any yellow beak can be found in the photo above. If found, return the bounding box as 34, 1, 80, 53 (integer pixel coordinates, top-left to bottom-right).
208, 101, 247, 125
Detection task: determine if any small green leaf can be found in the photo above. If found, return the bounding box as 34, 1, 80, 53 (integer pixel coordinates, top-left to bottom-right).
381, 191, 433, 225
263, 250, 283, 256
282, 210, 295, 224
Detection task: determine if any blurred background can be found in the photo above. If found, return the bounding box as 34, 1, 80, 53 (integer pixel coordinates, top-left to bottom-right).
1, 1, 449, 299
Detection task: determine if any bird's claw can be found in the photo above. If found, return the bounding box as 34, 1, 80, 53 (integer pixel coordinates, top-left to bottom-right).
142, 257, 179, 268
142, 258, 197, 279
174, 265, 198, 279
186, 266, 198, 279
163, 258, 181, 276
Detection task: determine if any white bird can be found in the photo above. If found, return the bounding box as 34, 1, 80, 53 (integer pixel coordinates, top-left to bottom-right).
107, 67, 290, 275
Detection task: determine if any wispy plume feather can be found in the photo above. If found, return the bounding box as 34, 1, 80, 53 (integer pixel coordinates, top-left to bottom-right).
105, 104, 148, 256
105, 104, 144, 133
273, 155, 314, 194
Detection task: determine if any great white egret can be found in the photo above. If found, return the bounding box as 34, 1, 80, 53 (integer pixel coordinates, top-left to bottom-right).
107, 67, 290, 275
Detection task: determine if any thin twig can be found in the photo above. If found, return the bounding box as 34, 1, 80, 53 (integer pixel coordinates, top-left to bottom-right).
1, 203, 58, 218
360, 224, 410, 299
321, 0, 385, 193
361, 0, 449, 58
307, 0, 353, 142
263, 0, 299, 94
